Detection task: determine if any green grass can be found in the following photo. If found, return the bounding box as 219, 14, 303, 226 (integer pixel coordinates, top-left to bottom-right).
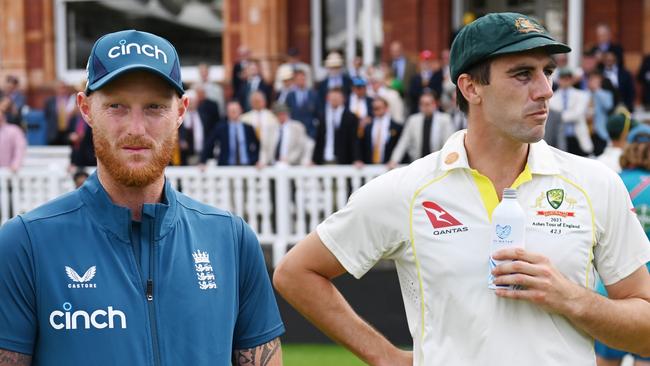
282, 344, 366, 366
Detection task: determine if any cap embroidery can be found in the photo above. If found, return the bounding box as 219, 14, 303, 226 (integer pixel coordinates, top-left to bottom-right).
514, 18, 544, 34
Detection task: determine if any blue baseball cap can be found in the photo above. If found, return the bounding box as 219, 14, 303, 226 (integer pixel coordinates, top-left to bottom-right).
351, 77, 367, 87
85, 30, 184, 95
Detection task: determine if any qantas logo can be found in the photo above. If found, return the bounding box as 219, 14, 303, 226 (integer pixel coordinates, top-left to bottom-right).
422, 201, 462, 228
422, 201, 468, 235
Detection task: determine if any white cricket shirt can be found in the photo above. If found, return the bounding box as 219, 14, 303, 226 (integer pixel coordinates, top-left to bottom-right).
317, 130, 650, 366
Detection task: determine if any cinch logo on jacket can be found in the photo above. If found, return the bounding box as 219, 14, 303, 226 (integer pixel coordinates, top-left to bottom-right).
108, 40, 168, 64
49, 302, 127, 330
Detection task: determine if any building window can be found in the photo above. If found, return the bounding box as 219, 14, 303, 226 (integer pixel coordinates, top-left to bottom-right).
311, 0, 383, 78
55, 0, 224, 83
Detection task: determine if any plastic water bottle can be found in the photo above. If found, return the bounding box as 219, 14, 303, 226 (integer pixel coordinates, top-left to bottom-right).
488, 188, 526, 290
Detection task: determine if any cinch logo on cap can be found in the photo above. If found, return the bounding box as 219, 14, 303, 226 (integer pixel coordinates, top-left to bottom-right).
107, 39, 168, 64
422, 201, 463, 229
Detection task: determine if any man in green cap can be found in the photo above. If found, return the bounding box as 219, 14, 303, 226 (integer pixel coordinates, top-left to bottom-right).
274, 12, 650, 365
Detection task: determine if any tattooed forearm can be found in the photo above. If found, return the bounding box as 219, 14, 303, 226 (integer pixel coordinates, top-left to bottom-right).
0, 349, 31, 366
232, 337, 282, 366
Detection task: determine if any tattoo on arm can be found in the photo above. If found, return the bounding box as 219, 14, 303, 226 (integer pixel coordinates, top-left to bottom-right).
232, 337, 281, 366
0, 349, 31, 366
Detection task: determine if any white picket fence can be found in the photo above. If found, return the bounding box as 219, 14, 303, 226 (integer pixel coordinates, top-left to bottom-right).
0, 165, 387, 265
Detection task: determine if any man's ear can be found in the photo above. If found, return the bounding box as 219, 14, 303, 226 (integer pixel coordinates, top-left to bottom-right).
457, 74, 482, 107
77, 92, 93, 127
177, 95, 189, 128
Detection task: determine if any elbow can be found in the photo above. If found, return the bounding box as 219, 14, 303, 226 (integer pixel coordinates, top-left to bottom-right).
272, 258, 293, 297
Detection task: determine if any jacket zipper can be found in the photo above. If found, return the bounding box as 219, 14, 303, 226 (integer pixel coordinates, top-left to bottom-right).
147, 220, 161, 366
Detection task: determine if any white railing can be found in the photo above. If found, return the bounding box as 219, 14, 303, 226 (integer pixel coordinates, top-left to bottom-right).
0, 165, 388, 265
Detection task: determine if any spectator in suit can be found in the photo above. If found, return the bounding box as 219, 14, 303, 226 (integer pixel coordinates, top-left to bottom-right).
0, 97, 26, 172
178, 88, 219, 165
575, 50, 599, 90
361, 97, 402, 164
590, 23, 624, 66
316, 52, 352, 106
197, 63, 225, 115
231, 45, 251, 98
275, 65, 294, 105
549, 68, 593, 156
388, 41, 416, 97
348, 55, 368, 80
387, 92, 455, 168
200, 101, 259, 166
237, 60, 273, 112
313, 88, 361, 165
274, 47, 312, 92
260, 103, 314, 167
409, 50, 443, 114
240, 91, 279, 166
44, 80, 75, 145
2, 75, 26, 125
601, 50, 635, 111
347, 77, 373, 135
286, 69, 319, 139
65, 102, 96, 169
637, 54, 650, 110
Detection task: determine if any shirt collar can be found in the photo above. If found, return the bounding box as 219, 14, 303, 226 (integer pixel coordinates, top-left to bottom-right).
437, 130, 561, 175
80, 171, 178, 243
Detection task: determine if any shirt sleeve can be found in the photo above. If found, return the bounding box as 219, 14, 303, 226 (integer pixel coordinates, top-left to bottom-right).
316, 169, 410, 279
0, 216, 37, 354
232, 217, 284, 350
594, 173, 650, 285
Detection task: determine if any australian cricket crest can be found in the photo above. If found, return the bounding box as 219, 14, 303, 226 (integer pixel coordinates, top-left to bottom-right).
192, 250, 217, 290
546, 189, 564, 209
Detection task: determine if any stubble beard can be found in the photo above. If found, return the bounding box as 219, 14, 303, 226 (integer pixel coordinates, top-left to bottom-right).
93, 127, 176, 187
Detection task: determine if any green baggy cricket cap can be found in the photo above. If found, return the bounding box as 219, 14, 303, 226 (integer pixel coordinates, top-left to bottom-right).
450, 12, 571, 84
85, 30, 184, 95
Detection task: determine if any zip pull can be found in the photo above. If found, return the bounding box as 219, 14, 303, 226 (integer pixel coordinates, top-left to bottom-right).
146, 279, 154, 301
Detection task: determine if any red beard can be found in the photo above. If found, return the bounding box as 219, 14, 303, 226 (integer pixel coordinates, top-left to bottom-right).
93, 127, 176, 187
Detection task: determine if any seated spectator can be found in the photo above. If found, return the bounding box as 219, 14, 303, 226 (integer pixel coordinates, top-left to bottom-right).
197, 63, 225, 115
409, 50, 443, 113
367, 69, 405, 124
387, 92, 455, 169
2, 75, 26, 125
44, 80, 75, 145
259, 103, 313, 167
590, 23, 624, 67
597, 113, 637, 173
178, 89, 213, 165
241, 91, 279, 165
601, 50, 635, 111
388, 41, 416, 96
200, 101, 259, 166
549, 68, 593, 156
313, 88, 361, 165
0, 97, 27, 172
360, 97, 402, 164
586, 71, 614, 156
237, 60, 273, 112
638, 54, 650, 110
67, 104, 96, 169
347, 77, 373, 135
275, 65, 294, 104
274, 47, 312, 92
316, 52, 352, 106
286, 69, 318, 139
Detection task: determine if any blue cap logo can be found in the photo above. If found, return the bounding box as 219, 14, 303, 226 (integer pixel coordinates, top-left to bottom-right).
85, 30, 183, 95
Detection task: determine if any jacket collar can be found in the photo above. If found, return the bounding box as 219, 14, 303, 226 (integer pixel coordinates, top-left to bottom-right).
80, 171, 178, 243
437, 130, 561, 175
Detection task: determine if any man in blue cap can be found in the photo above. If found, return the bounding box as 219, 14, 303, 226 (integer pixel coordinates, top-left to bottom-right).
275, 12, 650, 365
0, 30, 284, 365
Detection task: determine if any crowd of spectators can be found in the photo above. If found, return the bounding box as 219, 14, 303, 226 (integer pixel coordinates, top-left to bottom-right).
2, 22, 650, 174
